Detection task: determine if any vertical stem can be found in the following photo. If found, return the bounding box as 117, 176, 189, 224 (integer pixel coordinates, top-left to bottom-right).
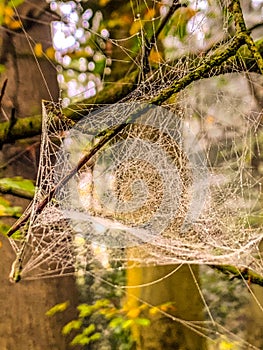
231, 0, 247, 33
231, 0, 263, 74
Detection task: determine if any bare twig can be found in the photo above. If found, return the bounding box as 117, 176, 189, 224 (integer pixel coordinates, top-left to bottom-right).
249, 21, 263, 32
0, 79, 8, 107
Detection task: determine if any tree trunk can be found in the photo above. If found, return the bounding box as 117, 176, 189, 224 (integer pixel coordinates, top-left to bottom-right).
126, 264, 207, 350
0, 2, 79, 349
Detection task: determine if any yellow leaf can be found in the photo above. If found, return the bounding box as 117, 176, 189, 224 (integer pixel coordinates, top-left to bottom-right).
130, 20, 142, 35
8, 20, 21, 30
144, 8, 155, 21
149, 49, 162, 64
159, 302, 176, 312
4, 6, 14, 17
149, 306, 159, 315
99, 0, 111, 6
34, 43, 43, 58
3, 3, 23, 29
3, 6, 15, 27
46, 301, 70, 316
127, 307, 141, 319
45, 46, 55, 60
139, 304, 148, 311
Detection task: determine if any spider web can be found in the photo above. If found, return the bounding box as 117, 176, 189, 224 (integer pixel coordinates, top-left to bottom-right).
9, 73, 263, 280
5, 0, 263, 348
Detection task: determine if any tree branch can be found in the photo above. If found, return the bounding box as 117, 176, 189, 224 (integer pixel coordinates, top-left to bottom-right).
151, 32, 247, 105
0, 69, 138, 145
1, 35, 263, 147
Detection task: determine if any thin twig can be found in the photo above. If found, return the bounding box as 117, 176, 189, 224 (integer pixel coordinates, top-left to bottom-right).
143, 0, 184, 74
248, 21, 263, 32
0, 141, 39, 170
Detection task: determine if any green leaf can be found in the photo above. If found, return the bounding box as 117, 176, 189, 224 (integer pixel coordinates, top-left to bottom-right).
134, 318, 151, 326
77, 303, 93, 318
0, 220, 22, 239
62, 319, 82, 335
70, 331, 101, 346
122, 319, 134, 329
0, 64, 5, 73
93, 298, 111, 309
0, 221, 10, 236
45, 301, 70, 317
70, 334, 90, 346
83, 323, 96, 336
7, 0, 24, 7
109, 317, 124, 328
89, 332, 101, 342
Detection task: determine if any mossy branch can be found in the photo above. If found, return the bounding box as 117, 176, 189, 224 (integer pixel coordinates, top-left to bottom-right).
209, 265, 263, 287
0, 177, 35, 200
0, 70, 139, 146
151, 32, 246, 105
231, 0, 263, 74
